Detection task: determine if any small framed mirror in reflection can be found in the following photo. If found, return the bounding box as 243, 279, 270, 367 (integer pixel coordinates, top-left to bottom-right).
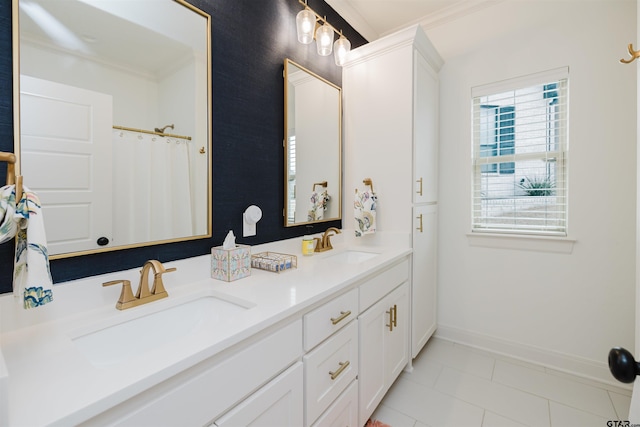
284, 59, 342, 227
13, 0, 212, 258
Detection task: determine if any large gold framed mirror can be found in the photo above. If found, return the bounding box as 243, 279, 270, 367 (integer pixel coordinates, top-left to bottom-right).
284, 59, 342, 227
13, 0, 212, 259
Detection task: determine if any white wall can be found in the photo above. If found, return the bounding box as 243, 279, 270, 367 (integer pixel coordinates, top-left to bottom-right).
20, 42, 159, 129
429, 0, 637, 384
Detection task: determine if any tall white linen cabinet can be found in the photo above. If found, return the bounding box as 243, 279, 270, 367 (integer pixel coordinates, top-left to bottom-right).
342, 23, 443, 377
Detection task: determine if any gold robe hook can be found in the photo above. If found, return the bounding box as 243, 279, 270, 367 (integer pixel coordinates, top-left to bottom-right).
620, 43, 640, 64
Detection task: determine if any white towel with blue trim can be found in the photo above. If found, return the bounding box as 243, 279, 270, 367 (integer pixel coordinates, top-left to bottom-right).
0, 185, 53, 309
354, 189, 377, 237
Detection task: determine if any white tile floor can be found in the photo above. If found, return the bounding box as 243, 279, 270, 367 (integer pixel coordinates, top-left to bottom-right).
370, 338, 632, 427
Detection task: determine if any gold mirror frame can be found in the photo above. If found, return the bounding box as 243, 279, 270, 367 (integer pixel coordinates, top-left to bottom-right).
12, 0, 212, 260
284, 59, 342, 227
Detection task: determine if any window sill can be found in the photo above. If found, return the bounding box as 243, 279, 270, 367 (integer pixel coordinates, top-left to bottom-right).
466, 232, 575, 254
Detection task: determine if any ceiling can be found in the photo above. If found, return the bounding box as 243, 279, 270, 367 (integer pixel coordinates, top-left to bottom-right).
19, 0, 204, 77
325, 0, 505, 42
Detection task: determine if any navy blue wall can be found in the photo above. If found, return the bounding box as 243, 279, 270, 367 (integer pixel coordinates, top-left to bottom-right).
0, 0, 367, 292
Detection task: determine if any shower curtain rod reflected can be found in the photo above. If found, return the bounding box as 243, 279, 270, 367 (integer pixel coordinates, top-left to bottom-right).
113, 125, 192, 141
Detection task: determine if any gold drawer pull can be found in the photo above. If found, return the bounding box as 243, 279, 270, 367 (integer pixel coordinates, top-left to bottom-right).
417, 177, 423, 196
330, 310, 352, 325
416, 214, 423, 233
386, 304, 398, 331
392, 304, 398, 327
329, 360, 350, 380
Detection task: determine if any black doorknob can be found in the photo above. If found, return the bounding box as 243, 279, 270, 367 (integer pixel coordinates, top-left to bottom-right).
608, 347, 640, 383
97, 237, 110, 246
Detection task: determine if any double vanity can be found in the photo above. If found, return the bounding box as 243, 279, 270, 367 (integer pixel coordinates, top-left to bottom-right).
4, 2, 442, 424
0, 236, 413, 426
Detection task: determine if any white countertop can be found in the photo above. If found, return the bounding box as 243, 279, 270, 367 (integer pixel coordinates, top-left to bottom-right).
0, 235, 411, 426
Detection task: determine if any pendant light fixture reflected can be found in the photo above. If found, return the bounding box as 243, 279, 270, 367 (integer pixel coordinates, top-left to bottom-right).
295, 0, 351, 66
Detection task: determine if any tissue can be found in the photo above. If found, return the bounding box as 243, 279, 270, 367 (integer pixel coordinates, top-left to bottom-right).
212, 231, 251, 282
222, 230, 236, 250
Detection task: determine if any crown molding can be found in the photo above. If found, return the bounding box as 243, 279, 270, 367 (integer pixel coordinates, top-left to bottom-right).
343, 25, 443, 72
323, 0, 378, 42
326, 0, 506, 42
417, 0, 505, 30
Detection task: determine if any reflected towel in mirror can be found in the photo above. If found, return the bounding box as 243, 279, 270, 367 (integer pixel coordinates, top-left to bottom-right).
355, 189, 377, 237
308, 190, 330, 221
0, 185, 53, 309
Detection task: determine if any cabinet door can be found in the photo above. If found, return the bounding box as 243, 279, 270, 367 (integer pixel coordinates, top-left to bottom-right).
358, 298, 387, 427
412, 204, 438, 358
214, 362, 303, 427
385, 282, 410, 383
413, 50, 439, 205
358, 282, 410, 427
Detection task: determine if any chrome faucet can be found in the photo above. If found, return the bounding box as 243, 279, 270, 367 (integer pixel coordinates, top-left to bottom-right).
314, 227, 341, 252
103, 260, 176, 310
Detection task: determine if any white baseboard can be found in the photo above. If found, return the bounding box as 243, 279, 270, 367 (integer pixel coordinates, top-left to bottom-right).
435, 324, 632, 391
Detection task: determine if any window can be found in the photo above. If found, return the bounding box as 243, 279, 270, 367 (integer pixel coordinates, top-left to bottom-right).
472, 68, 568, 235
287, 135, 296, 223
479, 105, 515, 174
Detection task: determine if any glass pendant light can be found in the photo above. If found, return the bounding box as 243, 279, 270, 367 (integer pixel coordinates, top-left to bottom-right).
296, 9, 316, 44
334, 35, 351, 66
315, 23, 334, 56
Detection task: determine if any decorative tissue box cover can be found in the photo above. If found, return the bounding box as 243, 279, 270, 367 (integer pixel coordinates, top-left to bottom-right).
211, 245, 251, 281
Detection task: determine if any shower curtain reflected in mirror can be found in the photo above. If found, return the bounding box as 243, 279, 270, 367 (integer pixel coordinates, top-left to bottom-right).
112, 129, 194, 245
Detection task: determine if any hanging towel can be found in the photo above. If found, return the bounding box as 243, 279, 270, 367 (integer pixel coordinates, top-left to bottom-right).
0, 185, 18, 244
0, 185, 53, 309
308, 190, 330, 221
354, 189, 377, 237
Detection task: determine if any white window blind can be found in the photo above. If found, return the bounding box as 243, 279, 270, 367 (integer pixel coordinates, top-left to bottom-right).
287, 135, 296, 223
471, 68, 568, 235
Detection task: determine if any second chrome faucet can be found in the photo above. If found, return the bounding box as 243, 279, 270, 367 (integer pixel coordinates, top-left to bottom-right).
103, 260, 176, 310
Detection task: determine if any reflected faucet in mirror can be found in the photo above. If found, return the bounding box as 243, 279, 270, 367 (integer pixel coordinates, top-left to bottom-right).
102, 260, 176, 310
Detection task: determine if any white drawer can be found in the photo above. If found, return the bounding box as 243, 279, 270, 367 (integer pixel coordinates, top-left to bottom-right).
304, 320, 358, 425
311, 379, 358, 427
86, 320, 303, 427
304, 288, 358, 351
214, 362, 303, 427
359, 258, 409, 312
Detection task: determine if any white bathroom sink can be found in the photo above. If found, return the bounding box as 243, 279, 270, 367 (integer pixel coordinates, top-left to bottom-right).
324, 250, 379, 264
72, 296, 250, 367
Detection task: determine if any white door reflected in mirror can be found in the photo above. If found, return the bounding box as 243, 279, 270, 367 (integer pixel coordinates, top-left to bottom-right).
15, 0, 212, 257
